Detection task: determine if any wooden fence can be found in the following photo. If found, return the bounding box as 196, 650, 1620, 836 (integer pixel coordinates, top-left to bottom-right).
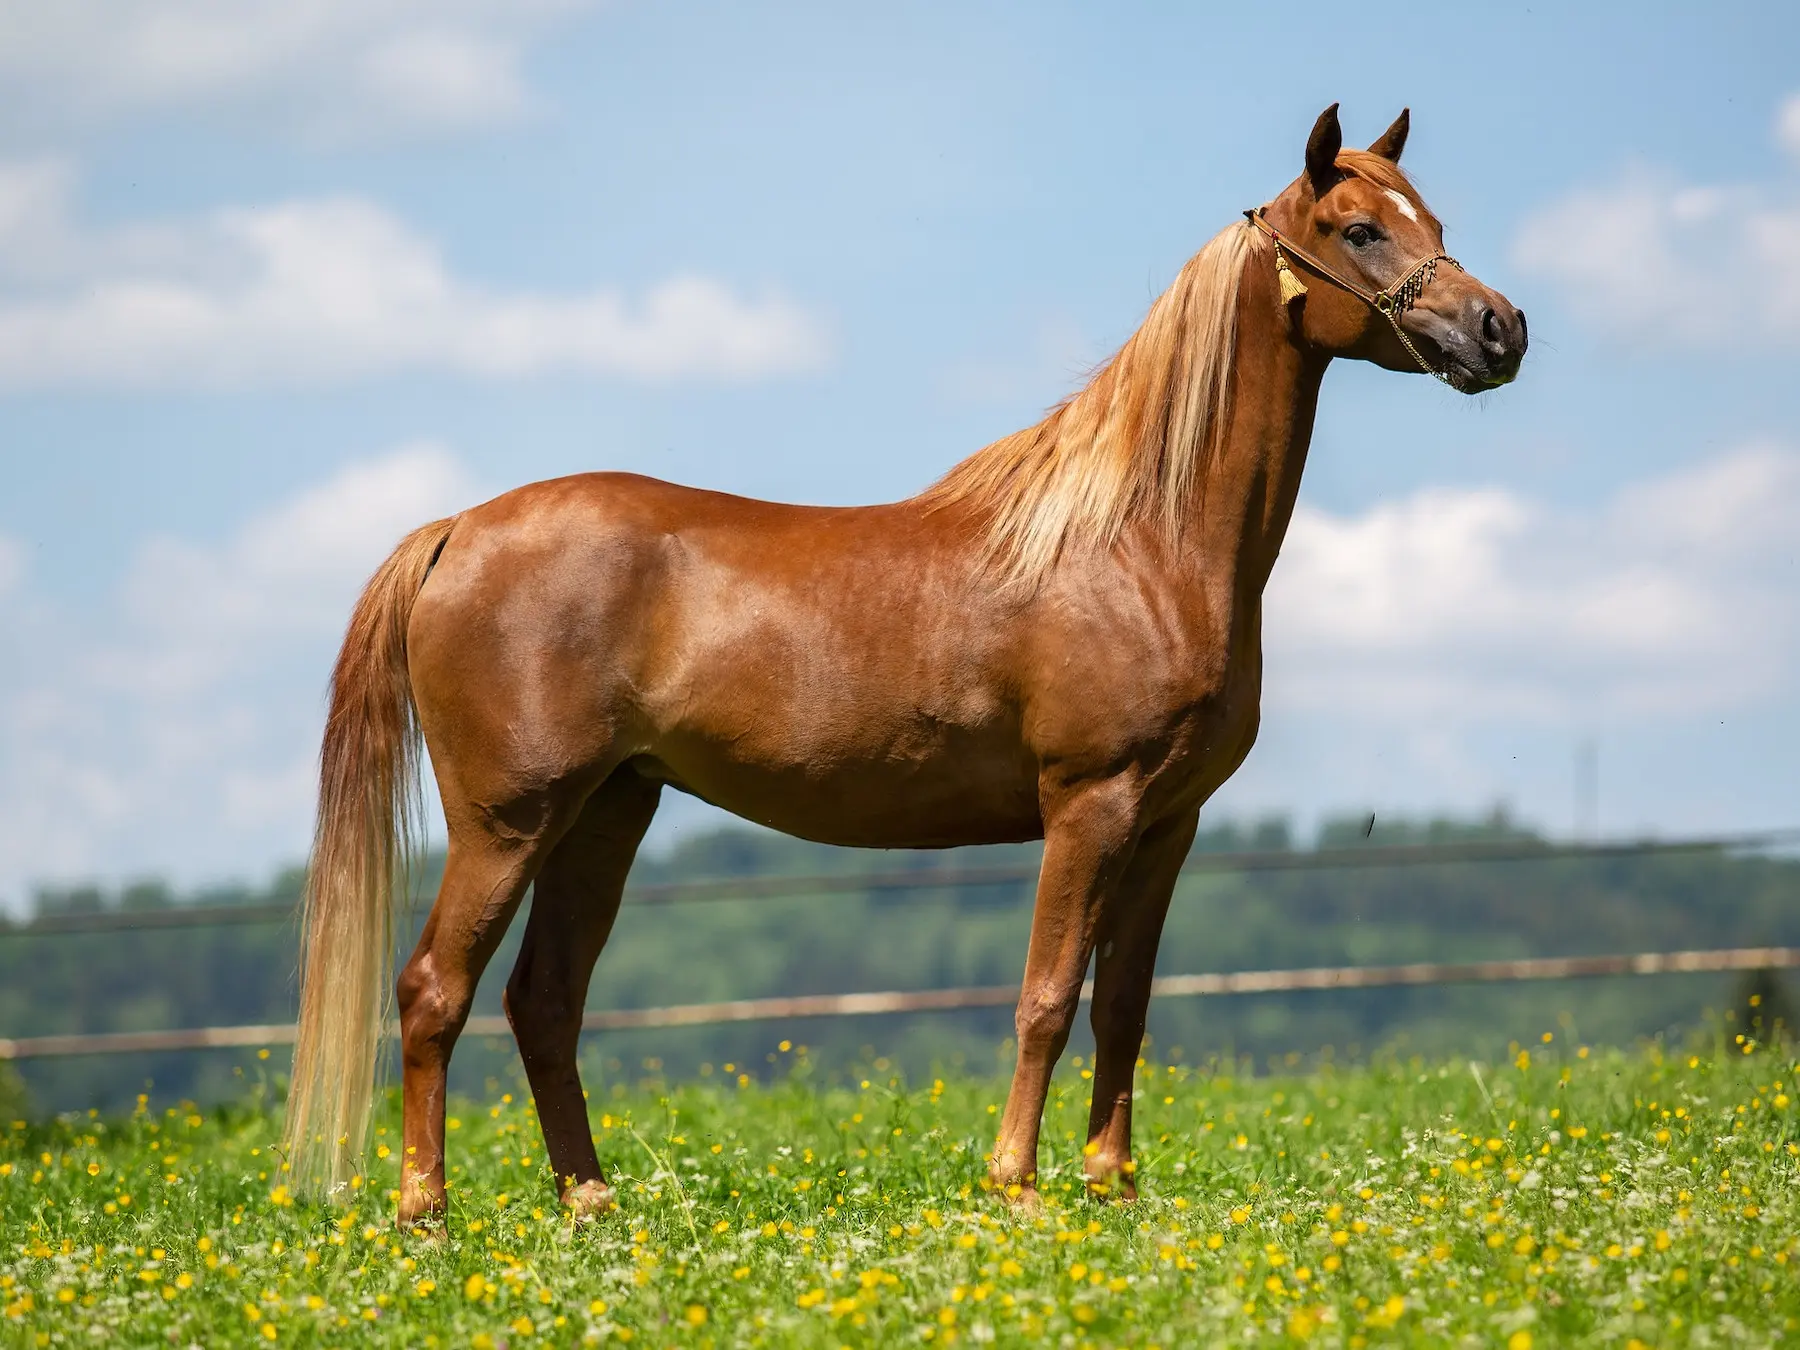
4, 944, 1794, 1062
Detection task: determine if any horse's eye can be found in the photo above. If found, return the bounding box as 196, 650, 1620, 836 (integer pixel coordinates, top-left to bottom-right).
1344, 223, 1378, 248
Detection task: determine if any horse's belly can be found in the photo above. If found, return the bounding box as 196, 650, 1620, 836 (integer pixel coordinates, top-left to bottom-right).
631, 725, 1043, 850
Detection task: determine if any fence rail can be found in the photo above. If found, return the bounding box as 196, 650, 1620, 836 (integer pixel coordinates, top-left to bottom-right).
4, 944, 1792, 1062
9, 827, 1800, 937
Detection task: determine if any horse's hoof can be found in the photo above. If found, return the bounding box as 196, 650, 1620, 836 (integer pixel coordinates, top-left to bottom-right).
396, 1206, 448, 1242
397, 1191, 447, 1234
1083, 1157, 1138, 1202
989, 1178, 1041, 1210
1085, 1179, 1138, 1203
563, 1180, 616, 1221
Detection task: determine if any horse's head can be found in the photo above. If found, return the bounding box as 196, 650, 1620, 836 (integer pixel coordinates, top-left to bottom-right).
1252, 104, 1526, 392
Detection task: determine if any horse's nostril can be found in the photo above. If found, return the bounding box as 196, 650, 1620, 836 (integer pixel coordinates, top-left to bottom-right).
1515, 308, 1528, 348
1481, 307, 1501, 346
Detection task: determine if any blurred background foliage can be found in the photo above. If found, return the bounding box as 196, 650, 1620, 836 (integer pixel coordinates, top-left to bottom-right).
4, 809, 1796, 1116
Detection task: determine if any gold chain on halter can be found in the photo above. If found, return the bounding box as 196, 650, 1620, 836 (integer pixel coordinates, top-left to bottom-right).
1243, 209, 1464, 387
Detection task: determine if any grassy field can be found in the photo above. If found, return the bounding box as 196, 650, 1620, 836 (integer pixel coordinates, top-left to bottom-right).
5, 1037, 1800, 1347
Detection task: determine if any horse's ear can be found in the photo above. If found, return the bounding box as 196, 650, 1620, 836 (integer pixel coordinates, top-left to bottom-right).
1305, 103, 1343, 194
1368, 108, 1410, 163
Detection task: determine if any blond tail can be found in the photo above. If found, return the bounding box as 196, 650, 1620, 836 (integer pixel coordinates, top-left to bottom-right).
284, 516, 456, 1191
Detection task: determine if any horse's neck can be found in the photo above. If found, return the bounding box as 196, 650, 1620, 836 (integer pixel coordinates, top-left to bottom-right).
1189, 275, 1326, 616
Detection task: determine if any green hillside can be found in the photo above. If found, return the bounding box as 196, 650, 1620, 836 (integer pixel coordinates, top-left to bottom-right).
3, 812, 1797, 1116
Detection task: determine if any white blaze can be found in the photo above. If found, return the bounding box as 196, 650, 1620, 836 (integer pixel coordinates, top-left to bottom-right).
1385, 189, 1419, 223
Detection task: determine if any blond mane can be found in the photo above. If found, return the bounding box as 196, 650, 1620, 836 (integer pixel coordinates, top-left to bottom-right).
923, 219, 1263, 587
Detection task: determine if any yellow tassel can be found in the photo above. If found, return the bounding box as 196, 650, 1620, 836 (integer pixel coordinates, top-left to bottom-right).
1275, 247, 1307, 303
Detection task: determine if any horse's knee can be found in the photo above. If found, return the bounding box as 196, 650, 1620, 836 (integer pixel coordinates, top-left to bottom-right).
397, 957, 465, 1064
1015, 987, 1079, 1058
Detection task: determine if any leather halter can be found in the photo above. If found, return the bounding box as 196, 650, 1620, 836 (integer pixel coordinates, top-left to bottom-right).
1243, 207, 1465, 387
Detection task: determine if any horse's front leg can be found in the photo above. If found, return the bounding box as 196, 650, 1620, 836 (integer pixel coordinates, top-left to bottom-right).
989, 778, 1144, 1204
1083, 807, 1198, 1198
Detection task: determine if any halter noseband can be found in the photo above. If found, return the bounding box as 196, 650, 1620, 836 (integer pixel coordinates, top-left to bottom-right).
1243, 208, 1464, 387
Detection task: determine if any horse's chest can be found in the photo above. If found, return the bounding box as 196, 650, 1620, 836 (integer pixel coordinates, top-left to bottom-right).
1028, 610, 1262, 779
1152, 650, 1262, 775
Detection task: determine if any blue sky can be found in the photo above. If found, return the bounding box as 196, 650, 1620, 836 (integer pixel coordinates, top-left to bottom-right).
2, 2, 1798, 905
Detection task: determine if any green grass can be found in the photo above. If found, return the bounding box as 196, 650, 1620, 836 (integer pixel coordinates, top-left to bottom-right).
5, 1038, 1800, 1347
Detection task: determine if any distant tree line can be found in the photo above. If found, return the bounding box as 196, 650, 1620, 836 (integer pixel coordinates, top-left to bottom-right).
3, 809, 1795, 1116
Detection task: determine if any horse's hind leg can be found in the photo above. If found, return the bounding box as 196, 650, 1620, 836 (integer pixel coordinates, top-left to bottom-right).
504, 768, 661, 1218
396, 796, 584, 1227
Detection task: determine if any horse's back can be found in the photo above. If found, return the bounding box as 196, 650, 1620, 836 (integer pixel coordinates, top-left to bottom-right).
405, 472, 1044, 844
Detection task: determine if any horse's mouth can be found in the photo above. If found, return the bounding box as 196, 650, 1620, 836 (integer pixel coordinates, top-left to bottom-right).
1413, 327, 1523, 394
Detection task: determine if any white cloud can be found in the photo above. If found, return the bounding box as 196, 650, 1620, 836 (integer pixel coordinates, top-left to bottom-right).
0, 0, 593, 140
1265, 444, 1800, 723
0, 443, 483, 907
1513, 95, 1800, 345
0, 533, 22, 597
1780, 93, 1800, 161
110, 447, 482, 699
0, 163, 830, 389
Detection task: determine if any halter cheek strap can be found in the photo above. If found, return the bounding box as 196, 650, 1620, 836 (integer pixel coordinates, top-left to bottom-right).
1243, 208, 1464, 387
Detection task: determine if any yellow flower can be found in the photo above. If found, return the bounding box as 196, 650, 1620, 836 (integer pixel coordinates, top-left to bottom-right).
684, 1306, 707, 1326
1507, 1333, 1532, 1350
464, 1273, 487, 1301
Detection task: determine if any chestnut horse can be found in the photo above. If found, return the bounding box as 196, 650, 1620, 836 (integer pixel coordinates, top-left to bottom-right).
285, 105, 1525, 1223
